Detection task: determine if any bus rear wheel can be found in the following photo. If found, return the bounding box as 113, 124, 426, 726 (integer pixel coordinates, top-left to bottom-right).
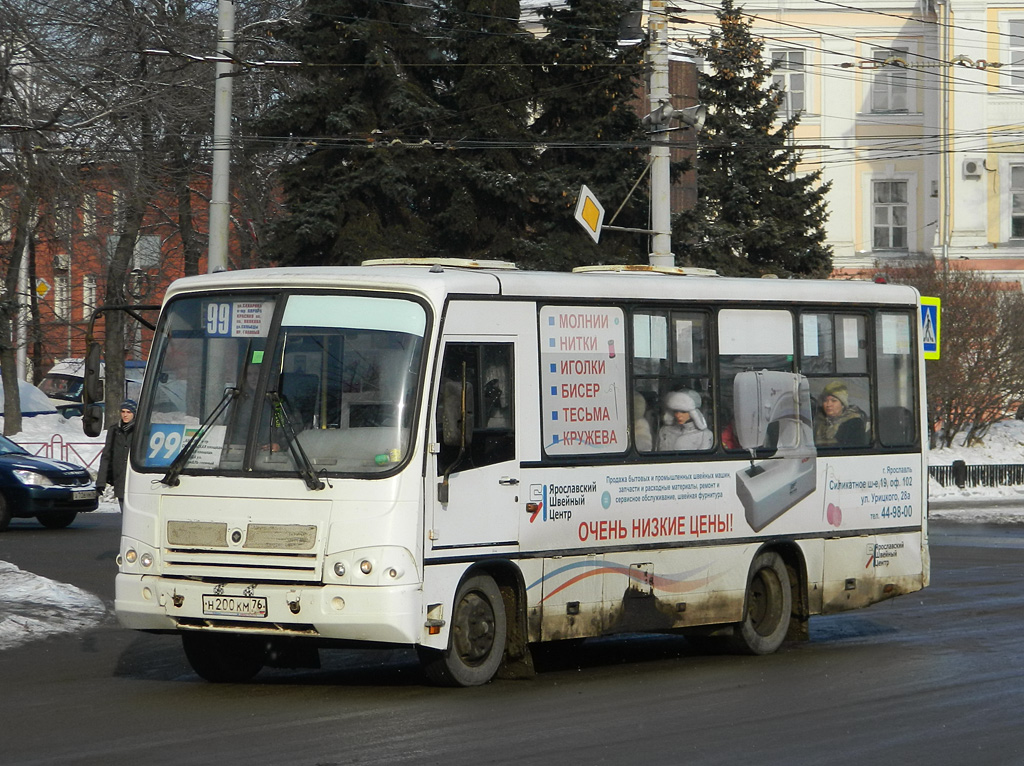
182, 632, 265, 683
731, 551, 792, 655
419, 574, 507, 687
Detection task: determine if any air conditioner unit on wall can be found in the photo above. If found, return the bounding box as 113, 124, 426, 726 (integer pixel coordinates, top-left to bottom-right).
963, 158, 983, 179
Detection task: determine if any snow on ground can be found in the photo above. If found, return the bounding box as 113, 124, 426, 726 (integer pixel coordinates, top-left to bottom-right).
0, 414, 117, 651
2, 415, 1024, 652
928, 418, 1024, 523
0, 561, 107, 650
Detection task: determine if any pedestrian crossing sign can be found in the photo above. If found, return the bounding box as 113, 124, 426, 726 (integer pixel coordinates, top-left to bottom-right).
920, 297, 940, 360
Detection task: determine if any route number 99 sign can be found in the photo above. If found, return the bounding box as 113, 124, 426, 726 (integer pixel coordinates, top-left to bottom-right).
143, 424, 223, 468
202, 300, 273, 338
206, 303, 233, 336
145, 424, 186, 467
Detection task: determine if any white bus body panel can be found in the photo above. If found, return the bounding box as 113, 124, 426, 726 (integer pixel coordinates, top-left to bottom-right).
116, 266, 928, 658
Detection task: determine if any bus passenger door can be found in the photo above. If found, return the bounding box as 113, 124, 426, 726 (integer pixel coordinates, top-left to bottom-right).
429, 338, 520, 550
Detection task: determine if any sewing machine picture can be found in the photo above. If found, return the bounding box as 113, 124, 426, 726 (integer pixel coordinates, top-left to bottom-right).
732, 370, 817, 532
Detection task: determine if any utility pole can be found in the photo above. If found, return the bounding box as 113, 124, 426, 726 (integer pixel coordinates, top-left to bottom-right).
938, 0, 951, 282
208, 0, 235, 274
647, 0, 674, 267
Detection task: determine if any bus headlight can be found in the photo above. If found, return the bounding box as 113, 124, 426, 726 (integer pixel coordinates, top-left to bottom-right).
326, 547, 417, 585
120, 541, 157, 573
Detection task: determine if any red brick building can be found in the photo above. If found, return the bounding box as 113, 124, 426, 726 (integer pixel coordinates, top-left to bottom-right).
0, 166, 265, 378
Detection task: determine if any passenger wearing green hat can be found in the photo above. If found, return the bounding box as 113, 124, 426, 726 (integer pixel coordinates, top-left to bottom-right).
813, 380, 868, 448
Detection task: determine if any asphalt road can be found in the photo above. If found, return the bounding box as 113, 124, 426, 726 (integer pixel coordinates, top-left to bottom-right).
1, 513, 1022, 766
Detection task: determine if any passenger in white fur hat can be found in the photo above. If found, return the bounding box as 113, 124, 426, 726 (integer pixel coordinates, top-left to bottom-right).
657, 389, 713, 451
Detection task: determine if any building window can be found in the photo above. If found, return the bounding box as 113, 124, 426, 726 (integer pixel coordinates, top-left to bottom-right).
54, 275, 70, 321
0, 203, 10, 242
1007, 21, 1024, 86
111, 189, 126, 229
771, 50, 805, 117
81, 192, 97, 237
871, 47, 909, 113
135, 235, 161, 269
82, 274, 97, 320
873, 180, 908, 250
53, 200, 73, 242
1011, 165, 1024, 238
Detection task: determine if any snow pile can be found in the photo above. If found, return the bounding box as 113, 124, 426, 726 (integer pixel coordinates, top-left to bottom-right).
0, 561, 108, 650
0, 414, 112, 652
928, 418, 1024, 466
7, 412, 106, 445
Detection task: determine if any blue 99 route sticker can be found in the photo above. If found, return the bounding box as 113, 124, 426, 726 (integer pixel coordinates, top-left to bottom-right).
145, 425, 186, 467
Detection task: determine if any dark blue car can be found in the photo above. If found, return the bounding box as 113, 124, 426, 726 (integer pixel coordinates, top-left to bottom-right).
0, 435, 98, 531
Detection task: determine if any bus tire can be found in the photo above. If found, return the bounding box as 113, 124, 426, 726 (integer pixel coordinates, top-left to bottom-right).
182, 632, 265, 683
37, 511, 77, 529
731, 551, 792, 656
419, 574, 506, 687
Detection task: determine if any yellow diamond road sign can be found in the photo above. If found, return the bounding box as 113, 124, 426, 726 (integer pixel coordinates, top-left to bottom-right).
574, 185, 605, 244
35, 279, 50, 299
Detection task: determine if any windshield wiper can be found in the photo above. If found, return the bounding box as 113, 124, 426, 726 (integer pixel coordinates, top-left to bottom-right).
159, 385, 239, 487
268, 390, 325, 491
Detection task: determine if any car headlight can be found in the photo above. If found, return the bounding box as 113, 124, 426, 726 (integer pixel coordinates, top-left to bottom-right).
14, 470, 55, 487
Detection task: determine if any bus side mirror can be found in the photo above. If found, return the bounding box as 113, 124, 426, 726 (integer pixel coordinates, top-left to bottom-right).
82, 403, 104, 438
84, 343, 103, 405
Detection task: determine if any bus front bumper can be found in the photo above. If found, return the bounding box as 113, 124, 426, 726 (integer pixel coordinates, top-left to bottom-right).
115, 574, 423, 645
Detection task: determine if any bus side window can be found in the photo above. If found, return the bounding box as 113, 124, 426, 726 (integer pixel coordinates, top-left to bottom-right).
280, 372, 319, 429
436, 343, 515, 473
632, 310, 711, 454
811, 378, 870, 449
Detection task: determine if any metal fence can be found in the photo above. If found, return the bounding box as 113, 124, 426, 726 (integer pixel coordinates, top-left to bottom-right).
929, 462, 1024, 489
19, 434, 104, 471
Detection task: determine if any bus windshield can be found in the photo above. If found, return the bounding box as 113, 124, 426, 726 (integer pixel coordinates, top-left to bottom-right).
137, 292, 427, 478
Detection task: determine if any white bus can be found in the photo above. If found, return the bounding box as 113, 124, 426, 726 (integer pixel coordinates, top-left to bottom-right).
112, 260, 929, 686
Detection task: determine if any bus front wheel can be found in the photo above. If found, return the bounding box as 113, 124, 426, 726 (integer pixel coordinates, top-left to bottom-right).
731, 551, 792, 655
182, 632, 265, 683
37, 511, 77, 529
420, 574, 507, 687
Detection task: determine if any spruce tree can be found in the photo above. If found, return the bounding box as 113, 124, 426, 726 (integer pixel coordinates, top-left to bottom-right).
256, 0, 444, 265
526, 0, 651, 270
258, 0, 658, 268
676, 0, 832, 277
418, 0, 537, 261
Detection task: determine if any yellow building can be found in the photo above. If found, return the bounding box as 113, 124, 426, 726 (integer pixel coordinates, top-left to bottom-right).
675, 0, 1024, 282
